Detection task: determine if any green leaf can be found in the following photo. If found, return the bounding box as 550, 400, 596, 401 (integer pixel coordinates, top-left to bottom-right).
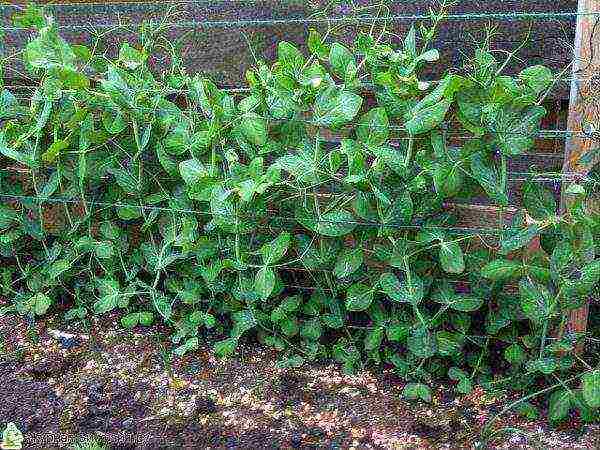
439, 241, 465, 274
0, 89, 23, 120
527, 357, 558, 375
436, 330, 463, 357
500, 225, 540, 255
300, 318, 322, 341
329, 43, 356, 80
121, 312, 139, 329
364, 327, 384, 351
550, 241, 573, 275
469, 152, 508, 205
402, 383, 432, 403
378, 272, 402, 300
404, 25, 416, 54
174, 337, 199, 357
42, 139, 69, 163
153, 295, 172, 320
0, 205, 19, 230
582, 370, 600, 408
277, 41, 304, 71
297, 208, 357, 237
381, 191, 413, 225
103, 110, 127, 134
450, 296, 483, 312
94, 278, 121, 314
417, 49, 439, 63
59, 67, 89, 89
515, 402, 539, 420
308, 28, 329, 59
232, 309, 257, 336
579, 260, 600, 290
255, 266, 276, 300
179, 159, 209, 185
276, 355, 305, 368
108, 166, 139, 194
119, 43, 146, 70
138, 311, 154, 326
214, 337, 237, 357
275, 315, 296, 336
433, 163, 464, 198
405, 98, 451, 135
190, 311, 215, 328
504, 343, 526, 365
261, 232, 291, 265
492, 106, 546, 156
386, 321, 410, 342
481, 259, 523, 281
448, 366, 468, 381
407, 326, 436, 358
357, 107, 389, 147
94, 241, 114, 259
32, 293, 52, 316
39, 171, 60, 200
0, 132, 37, 168
519, 65, 553, 95
402, 275, 425, 305
448, 367, 473, 394
117, 206, 142, 220
237, 113, 268, 146
314, 88, 362, 128
281, 295, 301, 312
432, 285, 482, 312
548, 389, 572, 424
379, 272, 424, 305
519, 277, 555, 324
523, 181, 556, 219
346, 283, 374, 311
48, 259, 70, 280
334, 248, 363, 278
25, 25, 76, 70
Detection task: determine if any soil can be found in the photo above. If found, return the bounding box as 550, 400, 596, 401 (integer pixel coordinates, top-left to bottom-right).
0, 312, 599, 450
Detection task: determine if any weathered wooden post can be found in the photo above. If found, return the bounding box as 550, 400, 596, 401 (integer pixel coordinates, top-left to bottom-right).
562, 0, 600, 343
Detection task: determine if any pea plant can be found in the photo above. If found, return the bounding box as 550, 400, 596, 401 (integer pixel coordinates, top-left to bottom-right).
0, 4, 599, 424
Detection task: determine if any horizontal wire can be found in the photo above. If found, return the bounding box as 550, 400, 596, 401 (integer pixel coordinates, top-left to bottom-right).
0, 117, 590, 140
0, 161, 591, 179
3, 75, 596, 91
6, 0, 326, 8
0, 0, 572, 8
0, 98, 589, 139
0, 93, 592, 139
0, 169, 586, 185
0, 193, 505, 235
0, 0, 584, 9
1, 11, 598, 32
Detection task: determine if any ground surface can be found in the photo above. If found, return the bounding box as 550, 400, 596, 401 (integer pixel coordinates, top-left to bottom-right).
0, 312, 599, 450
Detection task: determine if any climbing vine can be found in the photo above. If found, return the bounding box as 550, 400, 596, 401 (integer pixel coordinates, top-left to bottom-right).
0, 4, 599, 424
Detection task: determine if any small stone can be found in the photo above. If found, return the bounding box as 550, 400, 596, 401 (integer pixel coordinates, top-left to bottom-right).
309, 426, 325, 438
225, 436, 238, 449
121, 417, 135, 430
58, 336, 81, 349
83, 360, 97, 371
291, 433, 302, 448
28, 355, 69, 379
194, 396, 217, 415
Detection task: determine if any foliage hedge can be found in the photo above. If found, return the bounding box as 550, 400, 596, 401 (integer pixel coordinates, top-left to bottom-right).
1, 5, 599, 425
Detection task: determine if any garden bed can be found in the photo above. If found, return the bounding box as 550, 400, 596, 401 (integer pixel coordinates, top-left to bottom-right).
1, 312, 599, 450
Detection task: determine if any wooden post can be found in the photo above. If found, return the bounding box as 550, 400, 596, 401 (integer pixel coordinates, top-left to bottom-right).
561, 0, 600, 342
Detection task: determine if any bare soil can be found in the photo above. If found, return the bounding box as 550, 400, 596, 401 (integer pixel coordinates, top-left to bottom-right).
0, 312, 599, 450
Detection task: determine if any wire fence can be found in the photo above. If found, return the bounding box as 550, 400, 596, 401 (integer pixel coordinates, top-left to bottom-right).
0, 1, 584, 86
0, 1, 598, 274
